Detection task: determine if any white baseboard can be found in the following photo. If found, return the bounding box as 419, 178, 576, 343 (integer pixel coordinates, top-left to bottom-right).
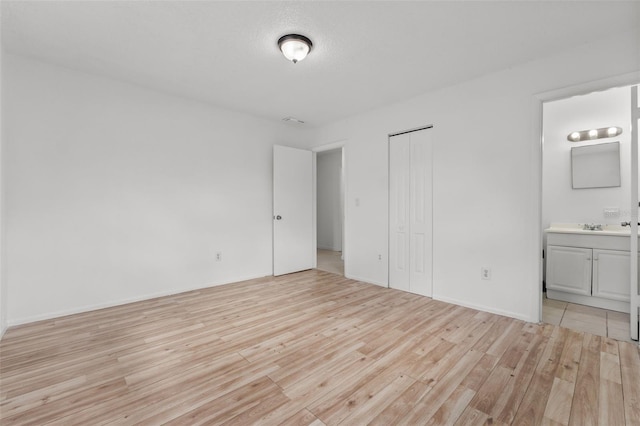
546, 290, 629, 313
433, 295, 537, 323
7, 272, 271, 327
345, 273, 388, 288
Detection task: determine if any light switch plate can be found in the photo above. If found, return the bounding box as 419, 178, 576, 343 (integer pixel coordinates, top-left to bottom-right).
604, 207, 620, 218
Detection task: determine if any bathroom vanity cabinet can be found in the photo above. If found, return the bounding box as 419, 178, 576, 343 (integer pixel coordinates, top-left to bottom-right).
545, 224, 638, 313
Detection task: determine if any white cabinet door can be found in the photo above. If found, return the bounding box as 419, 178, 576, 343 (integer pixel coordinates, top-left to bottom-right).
593, 249, 632, 302
546, 245, 592, 296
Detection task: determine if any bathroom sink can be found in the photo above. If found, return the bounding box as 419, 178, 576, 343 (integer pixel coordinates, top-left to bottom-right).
545, 223, 639, 236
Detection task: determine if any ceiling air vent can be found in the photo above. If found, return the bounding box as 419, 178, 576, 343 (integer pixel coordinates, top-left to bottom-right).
282, 117, 305, 125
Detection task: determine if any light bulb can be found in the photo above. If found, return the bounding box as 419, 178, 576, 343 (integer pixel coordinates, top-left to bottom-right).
607, 127, 618, 137
570, 132, 581, 141
588, 129, 598, 139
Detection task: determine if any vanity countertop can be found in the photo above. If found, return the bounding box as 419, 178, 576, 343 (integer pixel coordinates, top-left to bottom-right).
545, 223, 640, 236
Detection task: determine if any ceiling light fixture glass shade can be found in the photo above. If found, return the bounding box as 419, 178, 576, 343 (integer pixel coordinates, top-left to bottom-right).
278, 34, 312, 63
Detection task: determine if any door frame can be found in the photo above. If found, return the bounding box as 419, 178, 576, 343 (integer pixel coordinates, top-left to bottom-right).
534, 72, 640, 341
312, 140, 347, 274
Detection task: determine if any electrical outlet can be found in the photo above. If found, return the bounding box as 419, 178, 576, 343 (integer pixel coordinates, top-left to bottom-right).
604, 207, 620, 218
216, 252, 222, 262
481, 267, 491, 280
378, 254, 382, 261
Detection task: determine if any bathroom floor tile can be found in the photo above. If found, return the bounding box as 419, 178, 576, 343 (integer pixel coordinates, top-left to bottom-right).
543, 295, 636, 343
542, 305, 564, 326
543, 297, 568, 310
565, 303, 607, 318
542, 311, 563, 326
561, 310, 607, 327
560, 317, 606, 337
608, 325, 634, 343
607, 310, 630, 322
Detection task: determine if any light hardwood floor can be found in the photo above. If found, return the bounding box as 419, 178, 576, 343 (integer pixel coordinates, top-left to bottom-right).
1, 270, 639, 425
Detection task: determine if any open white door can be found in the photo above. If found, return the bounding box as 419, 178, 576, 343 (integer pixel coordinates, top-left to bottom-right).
631, 86, 639, 342
273, 145, 314, 276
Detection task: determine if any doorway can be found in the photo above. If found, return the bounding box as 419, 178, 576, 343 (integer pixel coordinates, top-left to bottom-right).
316, 148, 344, 276
540, 84, 638, 342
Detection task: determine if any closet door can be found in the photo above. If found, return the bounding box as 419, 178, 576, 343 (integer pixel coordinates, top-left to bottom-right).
389, 128, 433, 296
409, 130, 433, 296
389, 134, 411, 292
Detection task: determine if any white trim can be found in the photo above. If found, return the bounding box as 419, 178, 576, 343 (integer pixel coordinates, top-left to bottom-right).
532, 96, 544, 323
631, 85, 639, 342
536, 71, 640, 103
312, 151, 318, 269
313, 140, 348, 277
434, 295, 538, 323
6, 273, 271, 327
312, 139, 346, 153
345, 274, 387, 288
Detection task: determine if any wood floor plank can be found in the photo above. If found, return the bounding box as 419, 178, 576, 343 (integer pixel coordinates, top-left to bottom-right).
510, 326, 570, 426
599, 340, 626, 426
543, 377, 574, 425
619, 341, 640, 425
398, 349, 485, 424
0, 269, 638, 425
568, 333, 601, 426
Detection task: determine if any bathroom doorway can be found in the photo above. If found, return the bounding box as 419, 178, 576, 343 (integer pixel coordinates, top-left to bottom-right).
540, 83, 639, 342
316, 147, 344, 276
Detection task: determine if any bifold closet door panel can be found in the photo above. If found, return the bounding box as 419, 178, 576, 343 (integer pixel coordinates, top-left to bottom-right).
409, 130, 433, 296
389, 133, 411, 292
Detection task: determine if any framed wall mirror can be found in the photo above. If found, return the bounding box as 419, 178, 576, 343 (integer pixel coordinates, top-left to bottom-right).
571, 141, 621, 189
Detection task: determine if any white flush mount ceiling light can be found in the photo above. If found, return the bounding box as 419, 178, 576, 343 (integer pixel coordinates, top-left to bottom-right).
278, 34, 313, 63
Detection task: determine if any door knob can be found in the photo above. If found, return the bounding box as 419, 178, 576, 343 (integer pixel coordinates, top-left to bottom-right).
275, 215, 282, 220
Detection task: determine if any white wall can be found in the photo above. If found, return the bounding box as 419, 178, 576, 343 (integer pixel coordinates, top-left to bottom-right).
2, 30, 639, 328
306, 30, 640, 322
543, 87, 632, 228
0, 46, 6, 338
317, 149, 342, 251
3, 54, 310, 325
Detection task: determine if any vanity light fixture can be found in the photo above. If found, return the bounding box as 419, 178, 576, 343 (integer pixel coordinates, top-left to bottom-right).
278, 34, 313, 63
566, 126, 623, 142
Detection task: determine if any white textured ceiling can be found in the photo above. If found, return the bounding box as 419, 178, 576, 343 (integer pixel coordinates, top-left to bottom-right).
2, 1, 639, 126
